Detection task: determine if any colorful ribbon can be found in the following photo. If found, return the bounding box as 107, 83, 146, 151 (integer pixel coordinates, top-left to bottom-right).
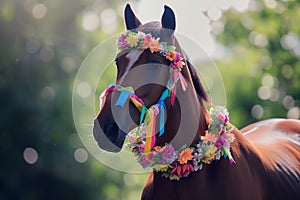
144, 105, 159, 154
168, 70, 188, 106
157, 89, 169, 136
115, 90, 132, 107
99, 84, 116, 109
99, 68, 188, 153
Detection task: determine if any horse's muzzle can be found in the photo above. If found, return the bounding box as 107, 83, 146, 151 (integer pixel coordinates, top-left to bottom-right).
93, 119, 127, 153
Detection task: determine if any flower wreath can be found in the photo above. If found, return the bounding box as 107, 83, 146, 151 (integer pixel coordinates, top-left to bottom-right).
126, 106, 235, 181
117, 31, 185, 70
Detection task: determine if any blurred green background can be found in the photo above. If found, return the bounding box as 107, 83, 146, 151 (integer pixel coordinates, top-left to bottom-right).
0, 0, 299, 199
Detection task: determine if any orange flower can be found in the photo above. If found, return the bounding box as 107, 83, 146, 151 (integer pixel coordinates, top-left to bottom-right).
166, 51, 177, 61
178, 148, 193, 164
202, 131, 218, 144
178, 60, 184, 68
154, 146, 166, 153
142, 41, 149, 50
149, 39, 160, 53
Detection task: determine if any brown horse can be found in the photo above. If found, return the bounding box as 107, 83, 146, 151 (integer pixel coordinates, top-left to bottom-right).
93, 4, 300, 200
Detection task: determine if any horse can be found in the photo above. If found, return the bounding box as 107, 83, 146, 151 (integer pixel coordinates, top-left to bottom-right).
93, 4, 300, 200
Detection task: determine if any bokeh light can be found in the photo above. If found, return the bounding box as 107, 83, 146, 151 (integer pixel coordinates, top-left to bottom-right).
207, 7, 222, 21
61, 57, 77, 73
283, 95, 295, 109
77, 82, 92, 98
287, 107, 300, 119
40, 86, 55, 101
251, 104, 264, 119
249, 31, 269, 48
74, 148, 88, 163
100, 8, 117, 34
257, 86, 270, 100
82, 10, 100, 32
23, 147, 39, 164
39, 47, 55, 63
32, 3, 47, 19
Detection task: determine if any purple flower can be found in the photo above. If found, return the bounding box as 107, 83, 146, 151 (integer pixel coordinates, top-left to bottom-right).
161, 145, 177, 162
117, 34, 129, 50
138, 142, 145, 152
215, 135, 230, 149
170, 53, 182, 68
138, 155, 150, 168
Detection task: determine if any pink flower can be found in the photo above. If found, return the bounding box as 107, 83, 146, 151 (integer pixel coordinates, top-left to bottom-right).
145, 152, 154, 162
144, 34, 152, 42
218, 113, 225, 122
138, 142, 145, 152
117, 34, 129, 50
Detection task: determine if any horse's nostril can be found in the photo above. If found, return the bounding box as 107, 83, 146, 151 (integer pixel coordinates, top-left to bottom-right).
93, 119, 126, 153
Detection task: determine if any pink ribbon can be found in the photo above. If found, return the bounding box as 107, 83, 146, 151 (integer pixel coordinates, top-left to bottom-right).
99, 85, 116, 110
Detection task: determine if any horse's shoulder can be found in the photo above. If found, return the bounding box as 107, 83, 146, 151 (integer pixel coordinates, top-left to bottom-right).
239, 119, 300, 185
240, 118, 300, 145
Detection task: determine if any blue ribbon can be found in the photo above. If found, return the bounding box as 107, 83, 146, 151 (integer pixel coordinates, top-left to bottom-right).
139, 105, 147, 125
158, 104, 165, 136
115, 90, 132, 107
157, 89, 170, 137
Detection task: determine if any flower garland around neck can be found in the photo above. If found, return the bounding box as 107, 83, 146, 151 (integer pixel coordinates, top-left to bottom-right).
126, 106, 235, 181
117, 30, 185, 70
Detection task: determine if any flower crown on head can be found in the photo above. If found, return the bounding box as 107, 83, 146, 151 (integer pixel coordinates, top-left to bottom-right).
117, 31, 185, 70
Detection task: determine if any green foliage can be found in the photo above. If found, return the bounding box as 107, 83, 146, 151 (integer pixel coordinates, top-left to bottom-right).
216, 0, 300, 128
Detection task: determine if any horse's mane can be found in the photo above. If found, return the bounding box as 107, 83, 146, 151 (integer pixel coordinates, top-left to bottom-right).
136, 22, 210, 103
186, 60, 210, 102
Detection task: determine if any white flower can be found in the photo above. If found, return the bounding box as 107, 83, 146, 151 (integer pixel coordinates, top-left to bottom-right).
137, 31, 146, 40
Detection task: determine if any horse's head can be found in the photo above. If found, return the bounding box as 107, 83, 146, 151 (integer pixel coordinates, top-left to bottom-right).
93, 4, 209, 152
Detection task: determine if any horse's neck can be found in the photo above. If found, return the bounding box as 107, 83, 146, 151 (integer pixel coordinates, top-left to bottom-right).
157, 83, 208, 149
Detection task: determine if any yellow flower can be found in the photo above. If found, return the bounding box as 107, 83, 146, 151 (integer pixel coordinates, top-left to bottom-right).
149, 38, 160, 53
126, 34, 138, 47
204, 144, 217, 157
178, 148, 193, 164
153, 164, 169, 172
203, 152, 216, 164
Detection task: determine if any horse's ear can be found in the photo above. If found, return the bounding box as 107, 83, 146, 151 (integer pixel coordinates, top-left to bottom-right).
161, 5, 176, 34
124, 4, 141, 30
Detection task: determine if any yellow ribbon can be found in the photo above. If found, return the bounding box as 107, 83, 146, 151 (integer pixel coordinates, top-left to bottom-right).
130, 97, 143, 112
144, 109, 154, 154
